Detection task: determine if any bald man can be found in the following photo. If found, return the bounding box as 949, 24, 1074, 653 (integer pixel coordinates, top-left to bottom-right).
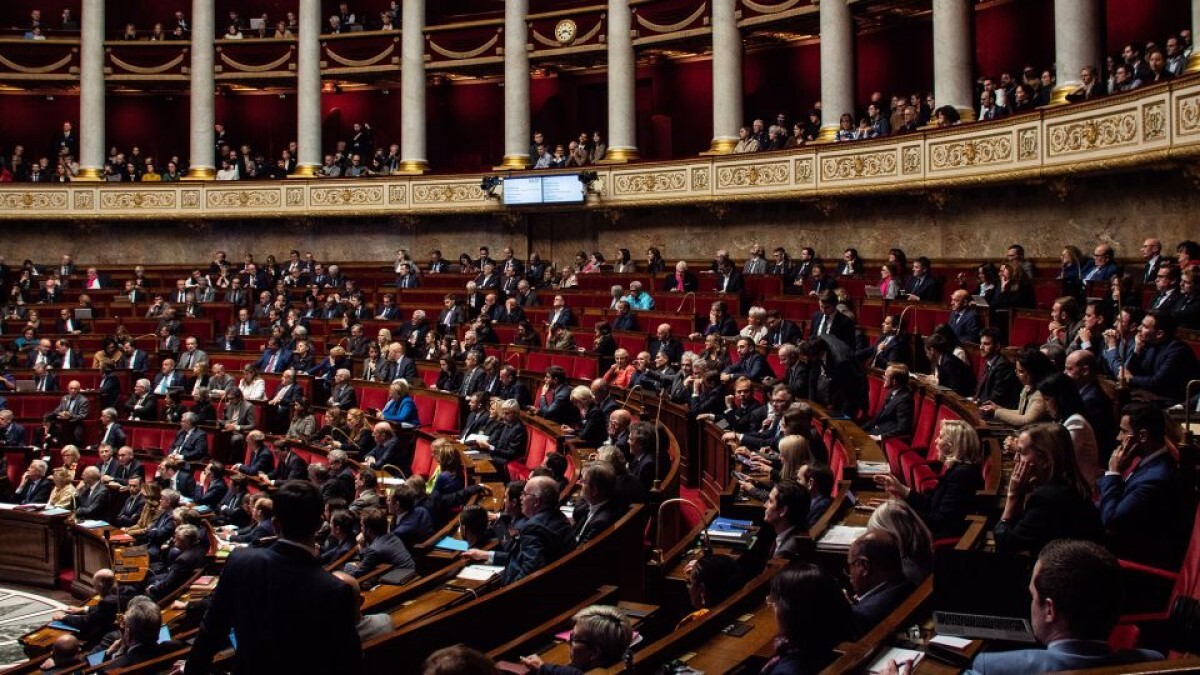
947, 290, 981, 343
463, 476, 574, 584
1065, 349, 1117, 462
53, 568, 118, 641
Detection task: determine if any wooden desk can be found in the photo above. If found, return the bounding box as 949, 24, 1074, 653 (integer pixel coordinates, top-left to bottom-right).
665, 594, 776, 674
0, 506, 70, 588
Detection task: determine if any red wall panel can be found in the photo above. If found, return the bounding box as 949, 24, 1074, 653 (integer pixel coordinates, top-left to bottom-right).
0, 95, 79, 161
855, 23, 934, 109
974, 0, 1055, 79
1105, 0, 1189, 56
105, 95, 190, 163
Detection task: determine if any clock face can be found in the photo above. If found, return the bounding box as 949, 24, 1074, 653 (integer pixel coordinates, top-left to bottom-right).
555, 19, 577, 45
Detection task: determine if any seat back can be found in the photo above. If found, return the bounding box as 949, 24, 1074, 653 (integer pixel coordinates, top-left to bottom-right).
867, 375, 885, 417
411, 438, 434, 478
912, 394, 940, 456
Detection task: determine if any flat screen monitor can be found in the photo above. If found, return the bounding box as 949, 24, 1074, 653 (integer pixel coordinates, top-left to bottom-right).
502, 176, 542, 206
541, 174, 585, 204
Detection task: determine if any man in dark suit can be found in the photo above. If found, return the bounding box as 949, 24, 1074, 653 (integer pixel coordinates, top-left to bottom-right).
123, 379, 157, 421
386, 484, 434, 549
1119, 311, 1198, 404
647, 324, 684, 365
0, 410, 26, 446
714, 259, 744, 294
698, 301, 739, 338
722, 337, 774, 383
196, 462, 229, 508
328, 369, 358, 409
167, 413, 209, 463
763, 310, 803, 347
857, 315, 911, 370
13, 460, 51, 504
808, 291, 856, 346
478, 400, 528, 478
572, 463, 627, 545
663, 261, 698, 293
364, 423, 410, 474
902, 257, 942, 302
97, 366, 121, 410
74, 467, 110, 519
458, 392, 492, 443
533, 366, 580, 427
464, 476, 574, 585
863, 364, 914, 441
234, 430, 275, 477
184, 481, 363, 674
1148, 264, 1184, 314
847, 530, 914, 637
53, 568, 118, 642
27, 339, 58, 370
799, 465, 835, 529
109, 446, 145, 486
31, 363, 58, 392
947, 290, 982, 344
1100, 403, 1195, 569
437, 295, 466, 330
345, 507, 415, 578
975, 328, 1021, 409
968, 540, 1163, 673
159, 458, 199, 500
546, 295, 574, 329
497, 366, 532, 409
101, 597, 185, 670
146, 523, 206, 600
764, 479, 810, 559
114, 477, 146, 527
925, 333, 976, 397
151, 359, 184, 395
1065, 349, 1117, 464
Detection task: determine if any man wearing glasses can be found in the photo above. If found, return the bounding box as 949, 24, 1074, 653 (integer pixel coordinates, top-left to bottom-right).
463, 475, 573, 584
1082, 244, 1119, 282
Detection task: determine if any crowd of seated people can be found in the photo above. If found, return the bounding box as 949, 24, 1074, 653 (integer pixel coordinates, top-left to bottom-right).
0, 226, 1198, 672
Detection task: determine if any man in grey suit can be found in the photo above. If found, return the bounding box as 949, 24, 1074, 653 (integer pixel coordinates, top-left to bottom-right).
345, 507, 414, 578
964, 539, 1162, 674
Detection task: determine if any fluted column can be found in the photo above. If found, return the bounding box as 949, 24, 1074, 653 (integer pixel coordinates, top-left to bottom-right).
185, 0, 216, 178
1049, 0, 1100, 105
293, 0, 322, 176
602, 0, 638, 162
706, 0, 742, 154
397, 0, 429, 173
76, 0, 105, 180
497, 0, 530, 169
817, 0, 854, 142
933, 0, 974, 120
1188, 0, 1200, 73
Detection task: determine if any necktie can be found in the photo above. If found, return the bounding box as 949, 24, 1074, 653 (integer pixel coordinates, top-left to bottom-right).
157, 378, 168, 394
68, 396, 78, 415
820, 316, 829, 335
267, 353, 279, 372
102, 425, 111, 445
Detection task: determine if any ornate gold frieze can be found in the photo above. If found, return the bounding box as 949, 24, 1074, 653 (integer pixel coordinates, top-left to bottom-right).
612, 170, 688, 195
1018, 128, 1039, 160
1143, 102, 1167, 142
389, 185, 408, 204
1047, 111, 1138, 156
411, 183, 486, 203
716, 162, 790, 189
793, 159, 814, 185
0, 191, 69, 210
819, 152, 898, 181
902, 146, 922, 174
1178, 92, 1200, 136
928, 136, 1012, 170
73, 191, 94, 211
310, 186, 385, 206
205, 189, 282, 209
99, 191, 177, 210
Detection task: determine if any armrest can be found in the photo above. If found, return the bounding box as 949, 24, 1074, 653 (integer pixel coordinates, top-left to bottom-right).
1119, 559, 1180, 583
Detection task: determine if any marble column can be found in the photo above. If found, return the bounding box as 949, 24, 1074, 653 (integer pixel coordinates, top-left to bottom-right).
185, 0, 216, 178
707, 0, 742, 154
76, 0, 105, 180
933, 0, 974, 120
817, 0, 854, 142
293, 0, 322, 177
1188, 0, 1200, 73
497, 0, 530, 169
602, 0, 638, 162
397, 0, 429, 173
1049, 0, 1100, 105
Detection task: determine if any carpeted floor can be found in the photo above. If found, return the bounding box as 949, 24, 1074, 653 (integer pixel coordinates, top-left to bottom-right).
0, 586, 68, 668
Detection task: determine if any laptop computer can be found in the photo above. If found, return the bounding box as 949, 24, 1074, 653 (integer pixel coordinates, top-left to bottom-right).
864, 286, 882, 298
932, 549, 1037, 643
970, 295, 990, 308
13, 380, 34, 392
74, 308, 93, 320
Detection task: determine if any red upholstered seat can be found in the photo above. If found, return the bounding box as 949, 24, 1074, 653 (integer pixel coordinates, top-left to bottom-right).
430, 399, 460, 435
525, 352, 552, 374
422, 370, 440, 387
411, 438, 433, 478
828, 442, 848, 496
414, 396, 435, 428
898, 404, 956, 487
506, 427, 553, 481
1119, 503, 1200, 626
867, 375, 885, 418
357, 386, 389, 412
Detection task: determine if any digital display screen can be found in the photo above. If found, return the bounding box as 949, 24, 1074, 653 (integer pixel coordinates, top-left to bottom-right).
502, 176, 543, 206
541, 174, 585, 204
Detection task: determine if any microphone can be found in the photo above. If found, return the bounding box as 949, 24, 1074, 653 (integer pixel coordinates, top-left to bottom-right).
654, 497, 711, 560
897, 303, 916, 337
622, 384, 642, 409
674, 292, 695, 316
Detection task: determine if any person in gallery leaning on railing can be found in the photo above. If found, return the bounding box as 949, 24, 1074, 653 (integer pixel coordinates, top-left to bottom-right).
1, 23, 1194, 181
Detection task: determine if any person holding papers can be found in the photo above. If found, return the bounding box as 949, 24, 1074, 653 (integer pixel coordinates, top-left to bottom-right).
463, 476, 573, 584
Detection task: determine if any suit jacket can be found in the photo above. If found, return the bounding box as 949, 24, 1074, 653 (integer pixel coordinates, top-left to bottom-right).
124, 393, 158, 421
97, 372, 121, 410
497, 381, 532, 409
269, 452, 308, 483
0, 422, 26, 446
715, 270, 745, 293
902, 274, 942, 301
489, 420, 528, 469
574, 405, 607, 447
231, 518, 276, 545
152, 370, 184, 394
494, 508, 575, 584
864, 388, 913, 439
537, 384, 580, 426
111, 459, 145, 486
391, 507, 435, 549
808, 310, 856, 346
366, 437, 411, 474
1126, 338, 1197, 404
52, 393, 89, 420
723, 352, 773, 382
436, 306, 466, 328
947, 308, 982, 344
993, 483, 1104, 555
765, 320, 804, 347
975, 355, 1020, 409
723, 403, 767, 434
185, 541, 363, 674
906, 462, 984, 539
547, 307, 574, 328
60, 592, 118, 641
858, 333, 910, 370
170, 428, 209, 461
966, 640, 1162, 675
328, 383, 358, 409
148, 545, 205, 600
15, 477, 51, 504
852, 578, 915, 637
662, 271, 698, 293
351, 532, 415, 577
572, 500, 626, 545
1099, 451, 1193, 568
935, 354, 977, 397
196, 478, 229, 508
74, 482, 110, 519
239, 446, 276, 476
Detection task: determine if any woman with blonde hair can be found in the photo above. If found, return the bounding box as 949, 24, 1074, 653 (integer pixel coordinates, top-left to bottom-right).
59, 445, 81, 480
381, 379, 419, 427
336, 408, 374, 457
874, 419, 983, 538
426, 438, 485, 526
47, 468, 77, 509
868, 499, 934, 584
738, 434, 811, 501
994, 422, 1102, 555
